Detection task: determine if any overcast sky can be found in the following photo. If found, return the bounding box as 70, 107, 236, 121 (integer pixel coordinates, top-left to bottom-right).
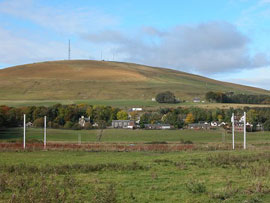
1, 0, 270, 89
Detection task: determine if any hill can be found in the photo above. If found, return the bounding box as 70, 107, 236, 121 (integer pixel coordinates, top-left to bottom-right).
0, 60, 269, 102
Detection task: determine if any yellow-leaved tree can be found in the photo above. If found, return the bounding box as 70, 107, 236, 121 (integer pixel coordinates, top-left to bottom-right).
117, 110, 128, 120
185, 113, 195, 124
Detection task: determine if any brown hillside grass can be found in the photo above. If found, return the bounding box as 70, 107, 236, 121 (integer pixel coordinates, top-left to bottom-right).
0, 60, 146, 82
0, 60, 269, 100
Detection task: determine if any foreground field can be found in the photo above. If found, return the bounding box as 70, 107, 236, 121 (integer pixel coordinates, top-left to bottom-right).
1, 128, 270, 202
1, 150, 270, 202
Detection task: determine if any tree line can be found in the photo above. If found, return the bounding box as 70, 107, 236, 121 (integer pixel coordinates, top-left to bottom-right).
205, 91, 270, 104
1, 104, 270, 131
0, 104, 124, 129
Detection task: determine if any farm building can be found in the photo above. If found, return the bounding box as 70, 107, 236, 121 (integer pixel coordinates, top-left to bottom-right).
144, 124, 172, 130
188, 122, 210, 130
234, 122, 264, 132
129, 108, 143, 112
26, 122, 33, 128
193, 98, 201, 103
112, 120, 136, 129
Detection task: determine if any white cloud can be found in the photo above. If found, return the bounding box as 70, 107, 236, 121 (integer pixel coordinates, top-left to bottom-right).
0, 0, 118, 34
218, 66, 270, 89
0, 0, 119, 66
83, 22, 270, 74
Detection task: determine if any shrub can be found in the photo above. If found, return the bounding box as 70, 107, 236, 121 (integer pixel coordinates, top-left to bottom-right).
33, 117, 44, 128
64, 121, 74, 129
185, 180, 206, 194
84, 122, 92, 129
180, 139, 193, 144
72, 123, 82, 130
92, 183, 117, 203
48, 121, 60, 129
263, 120, 270, 131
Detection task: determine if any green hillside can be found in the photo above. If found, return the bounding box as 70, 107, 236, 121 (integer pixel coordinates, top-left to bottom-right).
0, 60, 269, 102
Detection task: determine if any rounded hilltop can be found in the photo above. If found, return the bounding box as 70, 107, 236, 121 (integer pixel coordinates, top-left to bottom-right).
0, 60, 268, 100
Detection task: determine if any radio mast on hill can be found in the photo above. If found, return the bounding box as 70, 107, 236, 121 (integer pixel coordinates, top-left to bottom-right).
68, 39, 71, 60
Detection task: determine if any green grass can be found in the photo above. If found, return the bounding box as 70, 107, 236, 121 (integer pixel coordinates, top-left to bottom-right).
2, 99, 270, 110
1, 150, 270, 202
1, 128, 270, 145
1, 127, 270, 202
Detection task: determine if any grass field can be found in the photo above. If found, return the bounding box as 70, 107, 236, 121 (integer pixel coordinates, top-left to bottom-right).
1, 128, 270, 145
1, 128, 270, 202
1, 150, 270, 202
1, 99, 270, 110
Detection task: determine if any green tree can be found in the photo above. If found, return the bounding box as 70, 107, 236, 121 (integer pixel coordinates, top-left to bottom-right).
163, 112, 184, 128
139, 113, 152, 128
155, 91, 178, 103
64, 121, 74, 129
117, 110, 128, 120
246, 109, 258, 124
264, 120, 270, 131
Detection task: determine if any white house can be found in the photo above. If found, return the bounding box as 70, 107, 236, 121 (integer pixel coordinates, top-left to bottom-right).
131, 108, 143, 111
193, 98, 201, 103
26, 122, 33, 128
211, 121, 218, 127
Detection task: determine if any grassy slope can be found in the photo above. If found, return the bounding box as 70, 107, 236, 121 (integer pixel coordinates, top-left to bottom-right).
0, 60, 269, 103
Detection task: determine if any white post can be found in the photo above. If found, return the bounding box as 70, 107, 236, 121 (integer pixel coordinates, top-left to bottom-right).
23, 114, 26, 149
244, 112, 246, 149
231, 113, 235, 150
44, 116, 46, 149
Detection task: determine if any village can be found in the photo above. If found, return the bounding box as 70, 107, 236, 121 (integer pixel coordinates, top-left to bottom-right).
77, 106, 264, 132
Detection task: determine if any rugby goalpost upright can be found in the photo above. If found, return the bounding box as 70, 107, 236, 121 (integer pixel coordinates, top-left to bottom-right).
231, 113, 235, 150
244, 112, 247, 150
23, 114, 26, 149
231, 112, 247, 150
44, 116, 47, 149
23, 115, 47, 150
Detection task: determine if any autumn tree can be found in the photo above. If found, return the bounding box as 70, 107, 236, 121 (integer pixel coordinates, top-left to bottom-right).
117, 110, 128, 120
129, 111, 139, 120
185, 113, 195, 124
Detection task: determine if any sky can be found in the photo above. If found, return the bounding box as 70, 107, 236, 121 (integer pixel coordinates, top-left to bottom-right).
1, 0, 270, 89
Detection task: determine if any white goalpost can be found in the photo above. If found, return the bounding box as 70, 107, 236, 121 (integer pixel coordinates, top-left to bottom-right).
23, 114, 47, 150
231, 113, 235, 150
44, 116, 47, 149
231, 112, 247, 150
244, 112, 246, 149
23, 114, 26, 149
